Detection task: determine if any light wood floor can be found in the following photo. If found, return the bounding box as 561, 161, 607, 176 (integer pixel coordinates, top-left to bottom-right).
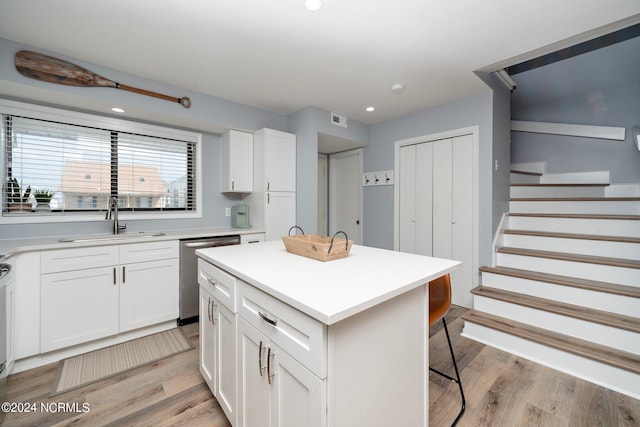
4, 307, 640, 426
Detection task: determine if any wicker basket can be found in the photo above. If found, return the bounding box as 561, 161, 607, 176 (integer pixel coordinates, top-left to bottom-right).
282, 227, 353, 262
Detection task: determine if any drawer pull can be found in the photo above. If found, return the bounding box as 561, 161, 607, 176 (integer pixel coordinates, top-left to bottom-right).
259, 311, 278, 326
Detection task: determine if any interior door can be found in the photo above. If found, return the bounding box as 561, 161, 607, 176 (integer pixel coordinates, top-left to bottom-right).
329, 149, 362, 244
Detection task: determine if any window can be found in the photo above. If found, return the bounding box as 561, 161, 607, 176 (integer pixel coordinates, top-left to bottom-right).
1, 100, 201, 222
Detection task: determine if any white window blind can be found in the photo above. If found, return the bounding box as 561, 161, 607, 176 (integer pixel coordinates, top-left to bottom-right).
2, 113, 197, 217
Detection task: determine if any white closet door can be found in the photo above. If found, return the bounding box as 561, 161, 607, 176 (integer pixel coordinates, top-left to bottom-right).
398, 145, 417, 253
415, 143, 433, 256
432, 138, 453, 260
451, 134, 474, 307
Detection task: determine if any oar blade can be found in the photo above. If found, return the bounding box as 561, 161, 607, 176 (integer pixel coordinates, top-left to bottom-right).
14, 50, 116, 88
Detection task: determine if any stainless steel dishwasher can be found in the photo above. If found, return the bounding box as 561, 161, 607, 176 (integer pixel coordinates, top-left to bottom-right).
179, 235, 240, 324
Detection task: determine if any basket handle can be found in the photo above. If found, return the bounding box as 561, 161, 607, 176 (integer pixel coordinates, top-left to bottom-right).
288, 226, 305, 236
328, 231, 349, 254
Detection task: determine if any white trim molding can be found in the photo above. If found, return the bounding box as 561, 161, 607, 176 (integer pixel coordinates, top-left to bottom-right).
511, 120, 626, 141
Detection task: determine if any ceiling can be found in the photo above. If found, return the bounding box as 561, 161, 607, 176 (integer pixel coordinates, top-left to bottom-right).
0, 1, 639, 126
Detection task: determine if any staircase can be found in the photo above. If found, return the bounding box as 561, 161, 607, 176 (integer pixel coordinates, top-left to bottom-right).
461, 170, 640, 399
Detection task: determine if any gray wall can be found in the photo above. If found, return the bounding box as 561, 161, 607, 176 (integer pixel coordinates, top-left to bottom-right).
510, 36, 640, 184
287, 106, 370, 235
0, 38, 287, 239
363, 91, 499, 273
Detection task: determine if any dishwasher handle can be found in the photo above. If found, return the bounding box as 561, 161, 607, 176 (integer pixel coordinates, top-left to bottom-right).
184, 238, 240, 248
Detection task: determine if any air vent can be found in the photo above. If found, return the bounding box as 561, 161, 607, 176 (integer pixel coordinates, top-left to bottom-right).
331, 112, 347, 128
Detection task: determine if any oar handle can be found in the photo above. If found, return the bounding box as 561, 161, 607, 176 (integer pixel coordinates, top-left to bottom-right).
117, 83, 191, 108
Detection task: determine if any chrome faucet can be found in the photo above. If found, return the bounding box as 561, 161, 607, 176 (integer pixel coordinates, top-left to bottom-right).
105, 196, 127, 234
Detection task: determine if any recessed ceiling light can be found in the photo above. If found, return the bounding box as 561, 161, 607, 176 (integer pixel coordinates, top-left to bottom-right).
365, 106, 375, 112
305, 0, 322, 12
111, 107, 125, 113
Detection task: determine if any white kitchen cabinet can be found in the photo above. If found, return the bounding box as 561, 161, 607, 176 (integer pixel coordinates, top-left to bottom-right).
199, 284, 216, 392
119, 258, 179, 332
245, 128, 296, 240
240, 233, 265, 244
256, 128, 296, 192
221, 129, 254, 193
237, 318, 325, 427
5, 272, 15, 375
41, 266, 120, 352
198, 260, 237, 425
265, 192, 296, 241
40, 241, 179, 352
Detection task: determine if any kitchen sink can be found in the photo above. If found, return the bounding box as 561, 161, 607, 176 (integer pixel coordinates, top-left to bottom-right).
58, 232, 166, 243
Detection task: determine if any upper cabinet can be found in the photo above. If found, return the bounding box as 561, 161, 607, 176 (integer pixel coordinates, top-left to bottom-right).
255, 128, 296, 192
221, 129, 254, 193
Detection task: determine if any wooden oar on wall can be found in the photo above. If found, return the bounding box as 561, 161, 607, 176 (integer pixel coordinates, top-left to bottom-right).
14, 50, 191, 108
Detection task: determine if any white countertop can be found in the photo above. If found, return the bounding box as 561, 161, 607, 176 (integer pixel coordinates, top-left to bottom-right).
197, 240, 462, 325
0, 227, 263, 258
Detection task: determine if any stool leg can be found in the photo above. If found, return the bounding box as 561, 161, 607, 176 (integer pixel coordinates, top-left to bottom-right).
429, 317, 466, 426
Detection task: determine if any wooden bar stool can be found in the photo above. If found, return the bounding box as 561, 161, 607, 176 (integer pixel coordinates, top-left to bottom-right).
429, 274, 465, 426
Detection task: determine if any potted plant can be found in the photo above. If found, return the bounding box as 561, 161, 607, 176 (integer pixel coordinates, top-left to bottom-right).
5, 178, 31, 212
34, 189, 54, 211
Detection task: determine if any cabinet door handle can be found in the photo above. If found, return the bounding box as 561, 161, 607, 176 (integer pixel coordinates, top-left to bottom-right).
258, 341, 266, 376
207, 297, 212, 322
267, 181, 270, 192
259, 311, 278, 326
267, 347, 275, 385
232, 180, 235, 191
212, 301, 217, 325
113, 267, 116, 285
267, 193, 270, 204
122, 266, 126, 283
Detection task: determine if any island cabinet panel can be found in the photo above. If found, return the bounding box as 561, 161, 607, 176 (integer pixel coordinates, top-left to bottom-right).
237, 318, 325, 427
237, 280, 326, 378
199, 260, 238, 426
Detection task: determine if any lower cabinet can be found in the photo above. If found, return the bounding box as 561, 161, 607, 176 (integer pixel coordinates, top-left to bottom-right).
41, 266, 119, 352
237, 318, 325, 427
200, 283, 237, 425
40, 241, 179, 353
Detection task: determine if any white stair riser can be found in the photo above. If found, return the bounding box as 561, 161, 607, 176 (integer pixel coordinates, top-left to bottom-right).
473, 296, 640, 354
539, 171, 610, 185
508, 216, 640, 238
502, 234, 640, 261
461, 322, 640, 400
481, 272, 640, 318
510, 186, 605, 198
509, 200, 640, 215
510, 173, 541, 184
496, 252, 639, 287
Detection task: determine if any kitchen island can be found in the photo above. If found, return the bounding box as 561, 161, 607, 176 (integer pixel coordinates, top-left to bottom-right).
197, 240, 461, 427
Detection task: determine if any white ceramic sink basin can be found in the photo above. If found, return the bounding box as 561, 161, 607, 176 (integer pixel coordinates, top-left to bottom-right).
58, 232, 166, 243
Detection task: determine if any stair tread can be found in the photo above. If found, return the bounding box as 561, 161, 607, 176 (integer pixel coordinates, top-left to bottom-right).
510, 170, 543, 176
479, 265, 640, 298
508, 213, 640, 220
462, 310, 640, 375
510, 183, 610, 187
503, 229, 640, 244
510, 197, 640, 201
470, 285, 640, 333
497, 246, 640, 269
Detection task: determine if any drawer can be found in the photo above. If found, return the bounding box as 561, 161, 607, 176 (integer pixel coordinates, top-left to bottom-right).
198, 259, 236, 312
41, 245, 119, 273
241, 233, 265, 244
237, 280, 326, 378
120, 240, 179, 264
